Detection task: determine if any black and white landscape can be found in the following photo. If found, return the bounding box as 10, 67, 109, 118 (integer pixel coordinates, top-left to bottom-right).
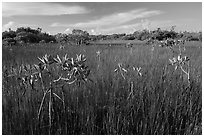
2, 2, 202, 135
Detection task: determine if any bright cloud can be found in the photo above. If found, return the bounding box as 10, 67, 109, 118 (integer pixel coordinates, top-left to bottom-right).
51, 8, 163, 34
3, 2, 90, 17
99, 23, 141, 34
2, 21, 15, 31
64, 28, 72, 34
85, 20, 172, 35
50, 23, 61, 27
2, 21, 40, 31
51, 8, 162, 29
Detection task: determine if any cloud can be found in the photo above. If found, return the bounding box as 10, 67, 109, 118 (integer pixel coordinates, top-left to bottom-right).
64, 28, 72, 34
3, 2, 90, 17
99, 23, 141, 34
2, 21, 15, 31
87, 20, 173, 35
51, 8, 162, 28
50, 23, 62, 27
141, 19, 151, 30
90, 29, 96, 35
2, 21, 40, 31
49, 8, 173, 34
148, 20, 173, 30
51, 18, 172, 35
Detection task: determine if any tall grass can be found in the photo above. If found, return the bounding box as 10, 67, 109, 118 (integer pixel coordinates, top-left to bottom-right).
2, 42, 202, 135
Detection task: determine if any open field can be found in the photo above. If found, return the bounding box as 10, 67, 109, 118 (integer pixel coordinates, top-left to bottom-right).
89, 39, 145, 45
2, 41, 202, 135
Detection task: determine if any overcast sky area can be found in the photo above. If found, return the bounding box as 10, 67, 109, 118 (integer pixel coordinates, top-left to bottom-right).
2, 2, 202, 35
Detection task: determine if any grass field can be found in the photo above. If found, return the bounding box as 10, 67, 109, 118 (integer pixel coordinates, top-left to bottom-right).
2, 41, 202, 135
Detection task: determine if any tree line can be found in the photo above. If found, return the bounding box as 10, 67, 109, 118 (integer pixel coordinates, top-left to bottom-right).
2, 26, 202, 46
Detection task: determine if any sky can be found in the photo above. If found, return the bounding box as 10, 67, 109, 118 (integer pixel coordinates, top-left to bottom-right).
2, 2, 202, 35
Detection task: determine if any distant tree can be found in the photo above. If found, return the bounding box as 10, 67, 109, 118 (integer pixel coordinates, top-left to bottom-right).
39, 40, 46, 44
199, 31, 202, 41
122, 34, 135, 40
89, 35, 97, 41
2, 27, 56, 45
72, 29, 90, 45
37, 27, 42, 33
110, 34, 119, 40
137, 29, 151, 41
2, 30, 16, 39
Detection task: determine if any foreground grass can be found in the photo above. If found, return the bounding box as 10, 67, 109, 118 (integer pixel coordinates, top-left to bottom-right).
2, 42, 202, 134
